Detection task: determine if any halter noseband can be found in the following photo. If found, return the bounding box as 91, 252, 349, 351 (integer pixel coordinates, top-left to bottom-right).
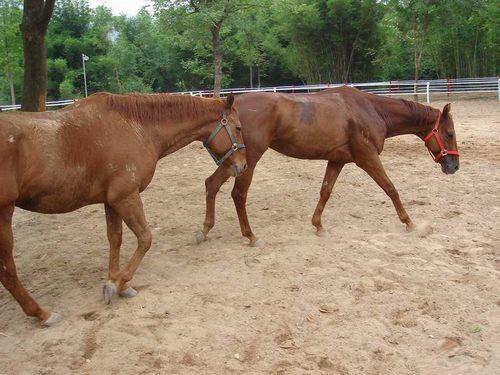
423, 111, 459, 162
203, 111, 246, 166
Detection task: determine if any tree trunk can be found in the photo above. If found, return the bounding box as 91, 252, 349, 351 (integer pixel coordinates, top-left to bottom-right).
257, 64, 261, 88
249, 64, 253, 88
114, 65, 123, 93
413, 58, 420, 102
21, 32, 47, 111
20, 0, 55, 112
212, 21, 223, 98
7, 69, 16, 106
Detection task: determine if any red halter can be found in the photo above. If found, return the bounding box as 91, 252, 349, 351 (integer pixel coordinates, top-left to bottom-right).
423, 111, 459, 162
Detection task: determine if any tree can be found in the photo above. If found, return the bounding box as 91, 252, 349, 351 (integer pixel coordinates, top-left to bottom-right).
1, 0, 497, 106
391, 0, 436, 99
110, 10, 168, 93
20, 0, 56, 111
232, 1, 271, 87
0, 0, 23, 105
271, 0, 383, 84
154, 0, 256, 96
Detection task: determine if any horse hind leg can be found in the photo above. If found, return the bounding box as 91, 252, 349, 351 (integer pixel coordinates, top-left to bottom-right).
0, 203, 61, 326
311, 161, 344, 235
103, 191, 152, 303
195, 166, 232, 244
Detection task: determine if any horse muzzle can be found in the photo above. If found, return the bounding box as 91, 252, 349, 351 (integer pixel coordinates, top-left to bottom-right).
232, 161, 248, 177
440, 155, 459, 175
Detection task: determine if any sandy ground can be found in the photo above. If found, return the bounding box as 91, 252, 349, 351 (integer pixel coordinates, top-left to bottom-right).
0, 98, 499, 375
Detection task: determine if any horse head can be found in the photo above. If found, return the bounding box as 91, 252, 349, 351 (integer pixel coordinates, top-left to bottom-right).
203, 94, 247, 176
424, 104, 460, 175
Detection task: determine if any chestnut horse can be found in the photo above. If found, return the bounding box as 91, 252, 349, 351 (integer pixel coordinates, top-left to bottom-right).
0, 93, 246, 326
196, 87, 459, 246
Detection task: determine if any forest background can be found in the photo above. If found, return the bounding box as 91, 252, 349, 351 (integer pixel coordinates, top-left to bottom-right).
0, 0, 498, 105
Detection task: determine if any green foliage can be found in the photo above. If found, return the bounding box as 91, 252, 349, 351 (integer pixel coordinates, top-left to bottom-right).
0, 0, 498, 103
0, 0, 23, 104
270, 0, 384, 83
376, 0, 498, 79
59, 78, 76, 98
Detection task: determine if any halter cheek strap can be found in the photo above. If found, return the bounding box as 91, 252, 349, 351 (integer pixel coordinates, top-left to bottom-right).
423, 111, 459, 162
203, 112, 246, 166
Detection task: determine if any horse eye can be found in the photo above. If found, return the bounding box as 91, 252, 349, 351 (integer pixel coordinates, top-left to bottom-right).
446, 130, 454, 138
236, 126, 242, 131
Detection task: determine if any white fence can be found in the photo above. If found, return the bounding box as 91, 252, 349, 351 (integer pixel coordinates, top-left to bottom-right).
1, 77, 498, 111
0, 99, 74, 112
180, 77, 500, 101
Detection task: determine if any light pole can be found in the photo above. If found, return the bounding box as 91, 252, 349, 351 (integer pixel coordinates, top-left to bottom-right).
82, 54, 89, 97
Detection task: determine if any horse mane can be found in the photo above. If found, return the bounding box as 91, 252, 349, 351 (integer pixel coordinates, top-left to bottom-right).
85, 92, 222, 123
399, 98, 434, 126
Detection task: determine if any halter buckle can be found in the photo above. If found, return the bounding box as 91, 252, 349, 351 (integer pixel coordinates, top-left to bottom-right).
232, 143, 239, 151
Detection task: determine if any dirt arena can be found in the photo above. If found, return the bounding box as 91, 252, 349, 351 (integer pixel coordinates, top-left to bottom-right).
0, 98, 498, 374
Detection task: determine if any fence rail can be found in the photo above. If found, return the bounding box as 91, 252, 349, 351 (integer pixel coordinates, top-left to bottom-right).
180, 77, 500, 100
1, 77, 498, 111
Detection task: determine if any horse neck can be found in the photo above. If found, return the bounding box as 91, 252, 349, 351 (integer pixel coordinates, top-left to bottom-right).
90, 93, 224, 160
382, 99, 439, 139
147, 108, 223, 160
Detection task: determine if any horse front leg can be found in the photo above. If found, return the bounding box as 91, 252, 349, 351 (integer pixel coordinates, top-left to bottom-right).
195, 166, 232, 244
231, 167, 263, 247
355, 153, 415, 231
103, 191, 152, 303
311, 161, 344, 236
0, 203, 61, 326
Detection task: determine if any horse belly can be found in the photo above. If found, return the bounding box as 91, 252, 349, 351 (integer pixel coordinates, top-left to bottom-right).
270, 129, 352, 162
16, 167, 104, 213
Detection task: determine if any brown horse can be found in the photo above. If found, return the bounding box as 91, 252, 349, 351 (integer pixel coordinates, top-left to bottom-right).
196, 87, 459, 246
0, 92, 246, 326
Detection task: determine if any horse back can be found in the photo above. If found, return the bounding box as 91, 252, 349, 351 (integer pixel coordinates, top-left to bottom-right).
237, 90, 354, 161
237, 88, 386, 161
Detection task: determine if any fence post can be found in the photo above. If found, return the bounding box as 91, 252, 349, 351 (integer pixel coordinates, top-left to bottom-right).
498, 77, 500, 101
426, 82, 430, 104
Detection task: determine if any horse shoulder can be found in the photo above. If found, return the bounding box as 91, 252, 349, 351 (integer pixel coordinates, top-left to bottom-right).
346, 102, 387, 154
0, 120, 21, 204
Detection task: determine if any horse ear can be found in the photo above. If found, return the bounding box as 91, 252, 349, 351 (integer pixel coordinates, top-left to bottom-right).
443, 103, 451, 117
225, 93, 235, 110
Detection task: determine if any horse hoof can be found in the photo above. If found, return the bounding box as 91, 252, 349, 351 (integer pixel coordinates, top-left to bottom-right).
41, 312, 62, 327
415, 222, 433, 238
103, 281, 117, 304
315, 228, 327, 237
250, 238, 265, 248
406, 223, 416, 232
119, 286, 138, 298
195, 231, 206, 244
